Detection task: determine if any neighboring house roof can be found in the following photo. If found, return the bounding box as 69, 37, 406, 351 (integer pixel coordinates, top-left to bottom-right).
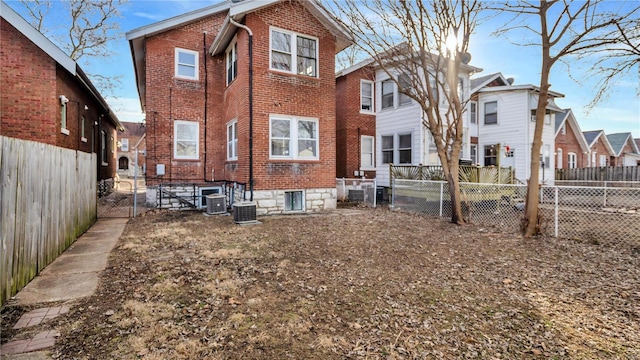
470, 72, 510, 93
606, 132, 639, 156
127, 0, 352, 111
121, 121, 146, 137
0, 1, 123, 131
554, 108, 590, 154
583, 130, 615, 155
635, 138, 640, 152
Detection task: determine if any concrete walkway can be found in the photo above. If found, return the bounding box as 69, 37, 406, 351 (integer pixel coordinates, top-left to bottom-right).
1, 218, 128, 358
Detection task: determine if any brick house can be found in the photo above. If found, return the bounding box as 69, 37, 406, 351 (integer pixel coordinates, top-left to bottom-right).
0, 2, 123, 181
582, 130, 615, 167
554, 109, 589, 169
116, 122, 147, 177
126, 0, 350, 214
335, 61, 376, 179
606, 132, 640, 166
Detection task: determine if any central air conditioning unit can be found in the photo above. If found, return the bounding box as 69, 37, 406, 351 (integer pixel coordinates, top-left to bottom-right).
205, 194, 226, 215
348, 189, 365, 202
233, 201, 257, 224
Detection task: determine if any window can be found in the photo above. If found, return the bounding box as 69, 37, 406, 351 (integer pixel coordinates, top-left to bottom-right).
81, 116, 86, 142
381, 80, 394, 109
457, 78, 464, 100
470, 144, 478, 164
561, 123, 566, 135
101, 130, 107, 165
226, 40, 237, 85
541, 144, 551, 168
175, 48, 198, 80
285, 191, 304, 211
174, 120, 199, 159
360, 80, 374, 112
270, 116, 318, 159
599, 155, 607, 167
470, 101, 477, 124
591, 152, 597, 167
568, 152, 577, 169
381, 135, 394, 164
398, 74, 412, 105
484, 145, 497, 166
61, 102, 68, 134
398, 134, 412, 164
227, 120, 238, 160
361, 136, 374, 169
270, 28, 317, 77
121, 138, 129, 152
557, 148, 563, 169
484, 101, 497, 125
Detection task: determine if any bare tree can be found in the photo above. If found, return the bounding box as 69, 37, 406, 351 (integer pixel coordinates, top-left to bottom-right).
18, 0, 126, 95
323, 0, 482, 224
494, 0, 639, 237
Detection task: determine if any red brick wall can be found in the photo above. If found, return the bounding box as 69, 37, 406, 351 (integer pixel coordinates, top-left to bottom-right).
144, 1, 339, 190
1, 18, 57, 145
555, 120, 586, 168
591, 136, 611, 167
335, 66, 376, 178
611, 138, 635, 166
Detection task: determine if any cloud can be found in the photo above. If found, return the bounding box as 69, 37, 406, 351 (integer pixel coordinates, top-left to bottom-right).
133, 12, 163, 21
106, 97, 144, 123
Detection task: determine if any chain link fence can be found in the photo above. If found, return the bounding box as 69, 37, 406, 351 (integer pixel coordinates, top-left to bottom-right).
336, 178, 377, 207
392, 180, 640, 247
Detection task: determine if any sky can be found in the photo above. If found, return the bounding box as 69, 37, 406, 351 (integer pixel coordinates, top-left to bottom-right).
5, 0, 639, 138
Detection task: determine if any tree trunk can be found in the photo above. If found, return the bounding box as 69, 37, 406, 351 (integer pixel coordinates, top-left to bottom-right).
447, 170, 464, 224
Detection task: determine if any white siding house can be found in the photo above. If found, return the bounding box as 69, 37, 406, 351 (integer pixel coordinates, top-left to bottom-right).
474, 82, 564, 184
374, 67, 478, 187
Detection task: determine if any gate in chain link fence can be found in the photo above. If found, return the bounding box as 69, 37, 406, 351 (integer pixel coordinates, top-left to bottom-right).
392, 179, 640, 246
97, 177, 147, 218
336, 178, 377, 207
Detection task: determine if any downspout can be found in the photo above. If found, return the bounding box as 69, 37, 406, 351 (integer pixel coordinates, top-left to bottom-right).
203, 31, 209, 182
230, 18, 254, 201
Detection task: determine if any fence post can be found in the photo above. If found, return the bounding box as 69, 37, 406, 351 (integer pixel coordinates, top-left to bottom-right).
373, 179, 377, 208
603, 181, 608, 207
554, 186, 559, 238
391, 178, 395, 209
439, 182, 444, 217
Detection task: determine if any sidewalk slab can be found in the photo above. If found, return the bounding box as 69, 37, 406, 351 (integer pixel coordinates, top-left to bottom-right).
0, 331, 58, 356
12, 273, 98, 305
12, 306, 69, 329
40, 253, 108, 276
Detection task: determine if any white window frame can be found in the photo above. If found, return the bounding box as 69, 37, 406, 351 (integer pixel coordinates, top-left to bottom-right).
360, 80, 374, 113
561, 123, 566, 135
81, 116, 87, 142
175, 48, 199, 81
470, 101, 477, 124
269, 27, 318, 78
541, 144, 551, 168
227, 120, 238, 160
568, 152, 577, 169
398, 133, 412, 164
381, 79, 394, 110
398, 74, 412, 106
100, 130, 107, 165
381, 135, 394, 164
269, 115, 319, 160
470, 144, 478, 164
484, 101, 498, 125
121, 138, 129, 152
61, 102, 69, 135
599, 154, 607, 167
557, 148, 563, 169
360, 135, 375, 170
226, 38, 238, 85
591, 151, 597, 167
173, 120, 199, 160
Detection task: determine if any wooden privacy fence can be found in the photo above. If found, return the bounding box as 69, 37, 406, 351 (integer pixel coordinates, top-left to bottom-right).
556, 166, 640, 181
0, 136, 97, 305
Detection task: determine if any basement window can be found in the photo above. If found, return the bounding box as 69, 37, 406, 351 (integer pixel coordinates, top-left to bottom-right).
284, 191, 303, 212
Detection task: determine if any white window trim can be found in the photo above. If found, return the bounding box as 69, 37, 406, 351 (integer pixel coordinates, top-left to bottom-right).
61, 102, 68, 134
398, 133, 413, 164
269, 26, 318, 78
100, 130, 108, 166
470, 144, 478, 164
380, 79, 395, 110
173, 120, 199, 160
269, 115, 319, 160
227, 119, 238, 161
381, 134, 394, 164
484, 101, 498, 125
568, 152, 577, 169
599, 154, 607, 167
175, 48, 199, 81
226, 38, 238, 86
360, 79, 375, 114
121, 138, 129, 152
360, 135, 375, 170
470, 101, 477, 124
557, 148, 563, 169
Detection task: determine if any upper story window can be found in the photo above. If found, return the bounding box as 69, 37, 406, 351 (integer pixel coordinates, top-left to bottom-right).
226, 40, 237, 85
121, 138, 129, 152
470, 101, 477, 124
270, 27, 317, 77
174, 120, 199, 160
484, 101, 497, 125
398, 74, 412, 106
175, 48, 199, 80
101, 130, 107, 165
60, 99, 69, 134
227, 120, 238, 160
560, 123, 566, 135
361, 80, 374, 113
270, 116, 318, 160
381, 80, 394, 110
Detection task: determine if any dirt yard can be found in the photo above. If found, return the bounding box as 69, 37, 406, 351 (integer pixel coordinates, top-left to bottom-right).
3, 207, 640, 359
